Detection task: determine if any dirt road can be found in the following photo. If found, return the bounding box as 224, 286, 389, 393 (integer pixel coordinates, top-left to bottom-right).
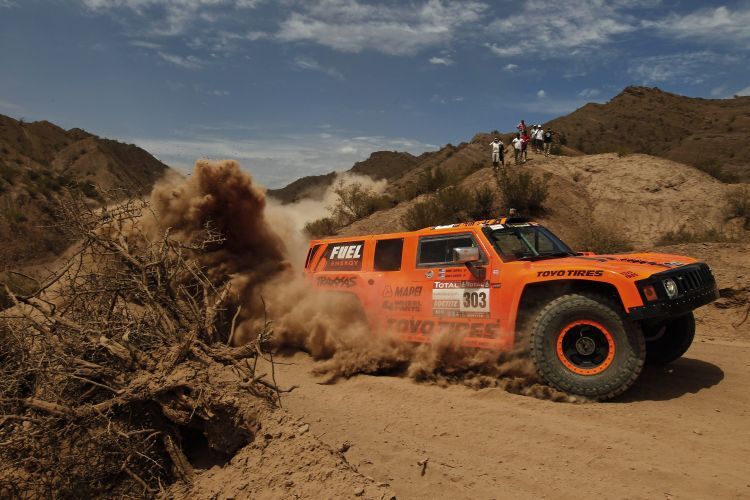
274, 339, 750, 499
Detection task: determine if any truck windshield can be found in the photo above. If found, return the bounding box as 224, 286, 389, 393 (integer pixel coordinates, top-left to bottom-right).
484, 224, 574, 262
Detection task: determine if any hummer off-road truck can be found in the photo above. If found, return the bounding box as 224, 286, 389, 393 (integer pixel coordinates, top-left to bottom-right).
304, 217, 719, 400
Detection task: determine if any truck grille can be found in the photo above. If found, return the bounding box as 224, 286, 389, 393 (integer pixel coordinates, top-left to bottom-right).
674, 264, 715, 295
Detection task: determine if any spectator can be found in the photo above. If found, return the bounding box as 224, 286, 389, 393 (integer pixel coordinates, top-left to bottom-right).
529, 125, 537, 152
489, 137, 504, 170
512, 133, 523, 165
521, 130, 530, 163
516, 119, 526, 134
544, 127, 554, 157
535, 125, 545, 153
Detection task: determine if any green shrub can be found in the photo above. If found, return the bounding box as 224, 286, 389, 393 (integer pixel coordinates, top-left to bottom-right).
615, 146, 632, 158
401, 197, 443, 230
695, 159, 739, 183
0, 163, 20, 181
79, 181, 100, 199
727, 186, 750, 229
496, 168, 550, 215
329, 180, 386, 226
304, 217, 338, 238
466, 185, 497, 220
572, 221, 633, 254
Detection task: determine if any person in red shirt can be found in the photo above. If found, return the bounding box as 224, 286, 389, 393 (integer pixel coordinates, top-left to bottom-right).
516, 120, 526, 134
521, 130, 530, 163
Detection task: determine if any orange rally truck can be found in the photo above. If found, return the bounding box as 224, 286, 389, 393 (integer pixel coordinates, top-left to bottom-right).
304, 217, 719, 400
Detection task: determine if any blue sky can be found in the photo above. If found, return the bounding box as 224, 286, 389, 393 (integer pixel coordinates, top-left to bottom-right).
1, 0, 749, 187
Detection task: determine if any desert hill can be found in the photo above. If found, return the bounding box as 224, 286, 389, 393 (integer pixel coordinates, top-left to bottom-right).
341, 150, 747, 246
268, 151, 419, 203
545, 86, 750, 182
0, 114, 170, 268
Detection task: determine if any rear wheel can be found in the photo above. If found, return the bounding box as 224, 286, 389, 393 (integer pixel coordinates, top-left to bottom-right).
529, 293, 645, 400
644, 312, 695, 364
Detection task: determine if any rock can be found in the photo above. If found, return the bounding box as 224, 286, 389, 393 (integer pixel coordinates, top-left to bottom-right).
298, 423, 310, 435
354, 486, 365, 496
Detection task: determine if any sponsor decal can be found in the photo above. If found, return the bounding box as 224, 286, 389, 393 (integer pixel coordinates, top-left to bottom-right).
492, 269, 500, 275
619, 271, 639, 279
386, 318, 499, 339
324, 241, 364, 271
614, 258, 684, 268
383, 285, 393, 297
536, 270, 604, 278
394, 286, 422, 297
433, 281, 490, 289
425, 271, 434, 279
382, 300, 421, 312
432, 281, 490, 318
433, 224, 458, 229
316, 276, 357, 288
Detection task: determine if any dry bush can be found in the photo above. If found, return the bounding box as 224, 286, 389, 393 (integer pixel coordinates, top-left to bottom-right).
495, 167, 551, 215
570, 221, 633, 254
727, 185, 750, 229
304, 180, 386, 237
0, 193, 290, 498
401, 185, 498, 230
656, 226, 742, 246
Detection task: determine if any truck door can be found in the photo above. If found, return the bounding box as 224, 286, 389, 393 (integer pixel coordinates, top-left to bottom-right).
404, 232, 502, 348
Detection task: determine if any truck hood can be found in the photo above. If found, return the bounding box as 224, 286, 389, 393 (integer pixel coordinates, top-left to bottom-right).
524, 252, 699, 280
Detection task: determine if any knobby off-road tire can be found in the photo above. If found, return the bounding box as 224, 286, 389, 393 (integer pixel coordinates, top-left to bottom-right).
644, 312, 695, 365
529, 293, 646, 400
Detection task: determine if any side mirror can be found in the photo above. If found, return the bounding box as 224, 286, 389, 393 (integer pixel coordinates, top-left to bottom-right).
453, 247, 480, 263
452, 247, 486, 280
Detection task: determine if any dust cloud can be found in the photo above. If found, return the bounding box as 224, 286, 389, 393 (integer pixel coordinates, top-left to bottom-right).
149, 160, 573, 402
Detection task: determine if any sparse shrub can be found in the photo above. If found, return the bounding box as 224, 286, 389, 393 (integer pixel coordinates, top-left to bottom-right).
79, 181, 100, 199
550, 143, 562, 155
304, 217, 338, 238
416, 166, 450, 194
496, 168, 550, 215
615, 146, 632, 157
727, 186, 750, 229
466, 185, 497, 220
401, 197, 443, 230
329, 180, 386, 226
655, 227, 739, 246
0, 163, 20, 181
572, 221, 633, 254
695, 159, 739, 183
401, 184, 499, 230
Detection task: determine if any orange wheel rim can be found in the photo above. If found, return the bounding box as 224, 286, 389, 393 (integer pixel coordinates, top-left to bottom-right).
555, 320, 615, 375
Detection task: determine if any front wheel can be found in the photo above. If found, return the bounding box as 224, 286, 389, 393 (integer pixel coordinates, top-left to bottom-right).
529, 293, 646, 400
644, 312, 695, 364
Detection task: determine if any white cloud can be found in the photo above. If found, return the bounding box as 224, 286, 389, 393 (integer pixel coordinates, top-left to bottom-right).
129, 131, 436, 188
157, 51, 203, 69
736, 86, 750, 97
578, 88, 600, 98
80, 0, 266, 37
292, 56, 344, 80
486, 0, 653, 57
503, 63, 518, 72
276, 0, 488, 56
645, 5, 750, 44
0, 98, 24, 113
0, 0, 17, 7
130, 40, 162, 49
486, 43, 523, 57
628, 51, 736, 85
536, 89, 546, 99
429, 56, 453, 66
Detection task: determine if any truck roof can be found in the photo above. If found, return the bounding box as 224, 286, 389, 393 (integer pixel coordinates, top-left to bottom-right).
309, 216, 535, 245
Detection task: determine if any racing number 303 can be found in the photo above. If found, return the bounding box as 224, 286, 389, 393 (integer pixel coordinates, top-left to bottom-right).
463, 291, 487, 309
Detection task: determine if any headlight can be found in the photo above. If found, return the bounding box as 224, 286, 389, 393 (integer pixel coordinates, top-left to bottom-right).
663, 278, 678, 299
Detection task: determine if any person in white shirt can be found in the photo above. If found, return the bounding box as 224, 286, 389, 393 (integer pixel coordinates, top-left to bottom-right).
535, 126, 545, 153
529, 126, 537, 152
512, 133, 523, 165
489, 137, 504, 170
